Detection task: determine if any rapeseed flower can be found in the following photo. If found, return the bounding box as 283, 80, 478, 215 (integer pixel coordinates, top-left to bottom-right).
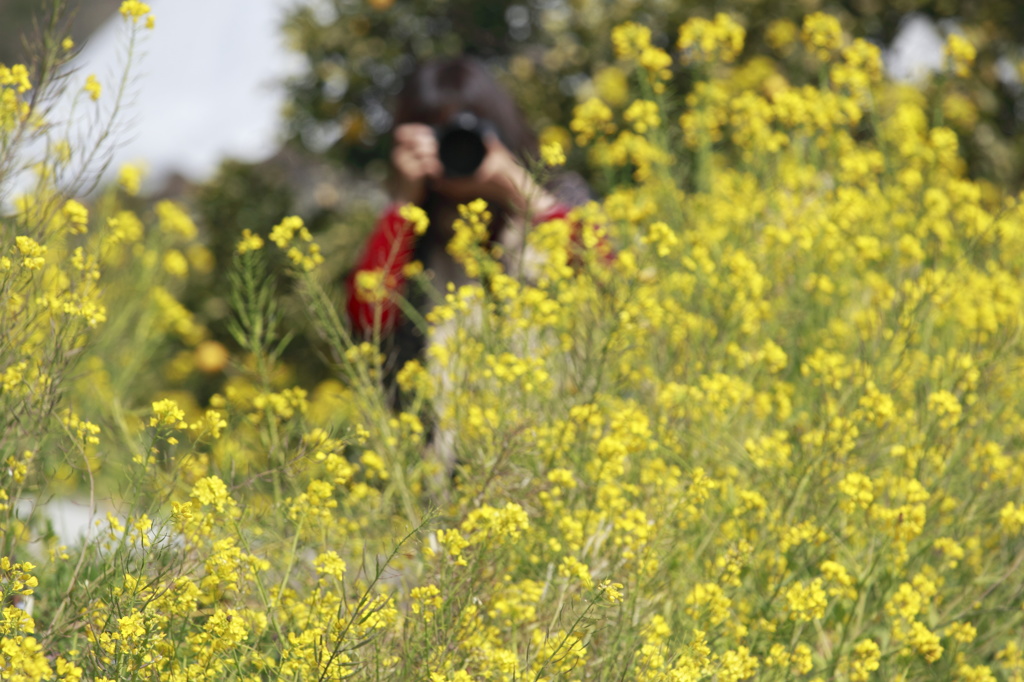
236, 228, 264, 254
945, 33, 976, 77
801, 12, 844, 61
677, 13, 745, 64
119, 0, 151, 21
540, 141, 566, 167
0, 64, 31, 93
6, 9, 1024, 682
84, 74, 101, 100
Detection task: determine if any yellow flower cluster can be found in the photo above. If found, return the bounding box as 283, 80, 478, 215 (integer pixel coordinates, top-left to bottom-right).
446, 198, 494, 278
611, 21, 652, 61
118, 163, 143, 195
62, 200, 89, 234
235, 228, 264, 254
398, 202, 430, 235
801, 11, 844, 61
539, 141, 566, 167
84, 74, 101, 101
570, 97, 615, 146
0, 64, 31, 93
0, 65, 31, 133
150, 398, 188, 429
945, 33, 976, 77
623, 99, 660, 133
119, 0, 155, 28
269, 215, 323, 271
5, 9, 1024, 682
13, 236, 46, 270
155, 200, 197, 240
677, 13, 746, 64
610, 21, 673, 89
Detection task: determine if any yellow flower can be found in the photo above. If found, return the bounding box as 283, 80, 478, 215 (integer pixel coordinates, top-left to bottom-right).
592, 66, 629, 108
61, 410, 101, 445
14, 236, 46, 270
236, 228, 264, 254
398, 202, 430, 235
354, 268, 387, 303
677, 13, 746, 64
718, 646, 759, 682
447, 199, 493, 277
832, 38, 884, 94
639, 46, 673, 87
801, 12, 844, 61
287, 242, 324, 271
906, 620, 943, 663
849, 639, 881, 681
171, 501, 193, 524
999, 502, 1024, 534
163, 249, 189, 277
641, 220, 678, 257
945, 33, 976, 77
838, 471, 874, 511
61, 200, 89, 234
267, 216, 323, 270
461, 502, 530, 544
84, 74, 101, 101
785, 578, 828, 621
611, 22, 652, 61
119, 0, 151, 21
269, 215, 306, 247
118, 164, 143, 195
598, 579, 624, 603
765, 19, 798, 54
189, 409, 227, 438
436, 528, 469, 565
623, 99, 661, 134
685, 582, 731, 625
117, 611, 146, 640
155, 200, 198, 240
927, 389, 962, 429
820, 560, 857, 600
0, 64, 32, 93
61, 37, 74, 51
191, 476, 234, 513
410, 584, 442, 621
945, 621, 977, 643
313, 551, 347, 580
539, 124, 573, 153
570, 97, 615, 146
558, 555, 593, 588
150, 398, 187, 429
540, 141, 566, 167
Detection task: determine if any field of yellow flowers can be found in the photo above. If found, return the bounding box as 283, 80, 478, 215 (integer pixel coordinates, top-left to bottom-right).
3, 4, 1024, 681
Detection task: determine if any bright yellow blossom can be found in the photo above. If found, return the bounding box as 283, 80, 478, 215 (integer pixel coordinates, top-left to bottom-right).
84, 74, 101, 100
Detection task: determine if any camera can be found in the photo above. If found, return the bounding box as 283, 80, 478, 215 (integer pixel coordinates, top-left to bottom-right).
435, 112, 493, 178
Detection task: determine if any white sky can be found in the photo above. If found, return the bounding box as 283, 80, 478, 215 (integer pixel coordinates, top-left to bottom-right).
885, 14, 947, 83
67, 0, 307, 188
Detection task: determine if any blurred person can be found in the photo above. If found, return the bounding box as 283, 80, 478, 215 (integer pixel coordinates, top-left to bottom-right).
345, 56, 591, 389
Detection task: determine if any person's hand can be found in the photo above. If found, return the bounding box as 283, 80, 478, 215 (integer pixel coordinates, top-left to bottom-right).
391, 123, 443, 204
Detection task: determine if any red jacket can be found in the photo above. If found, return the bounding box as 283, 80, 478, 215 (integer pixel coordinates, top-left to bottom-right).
345, 202, 605, 337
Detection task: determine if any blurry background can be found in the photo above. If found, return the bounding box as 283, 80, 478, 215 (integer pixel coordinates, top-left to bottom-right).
4, 0, 1024, 217
3, 0, 1024, 392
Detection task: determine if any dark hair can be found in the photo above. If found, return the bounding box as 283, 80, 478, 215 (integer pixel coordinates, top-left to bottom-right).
393, 56, 538, 166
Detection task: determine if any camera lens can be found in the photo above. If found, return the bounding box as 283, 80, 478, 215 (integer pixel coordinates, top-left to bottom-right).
436, 113, 488, 178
